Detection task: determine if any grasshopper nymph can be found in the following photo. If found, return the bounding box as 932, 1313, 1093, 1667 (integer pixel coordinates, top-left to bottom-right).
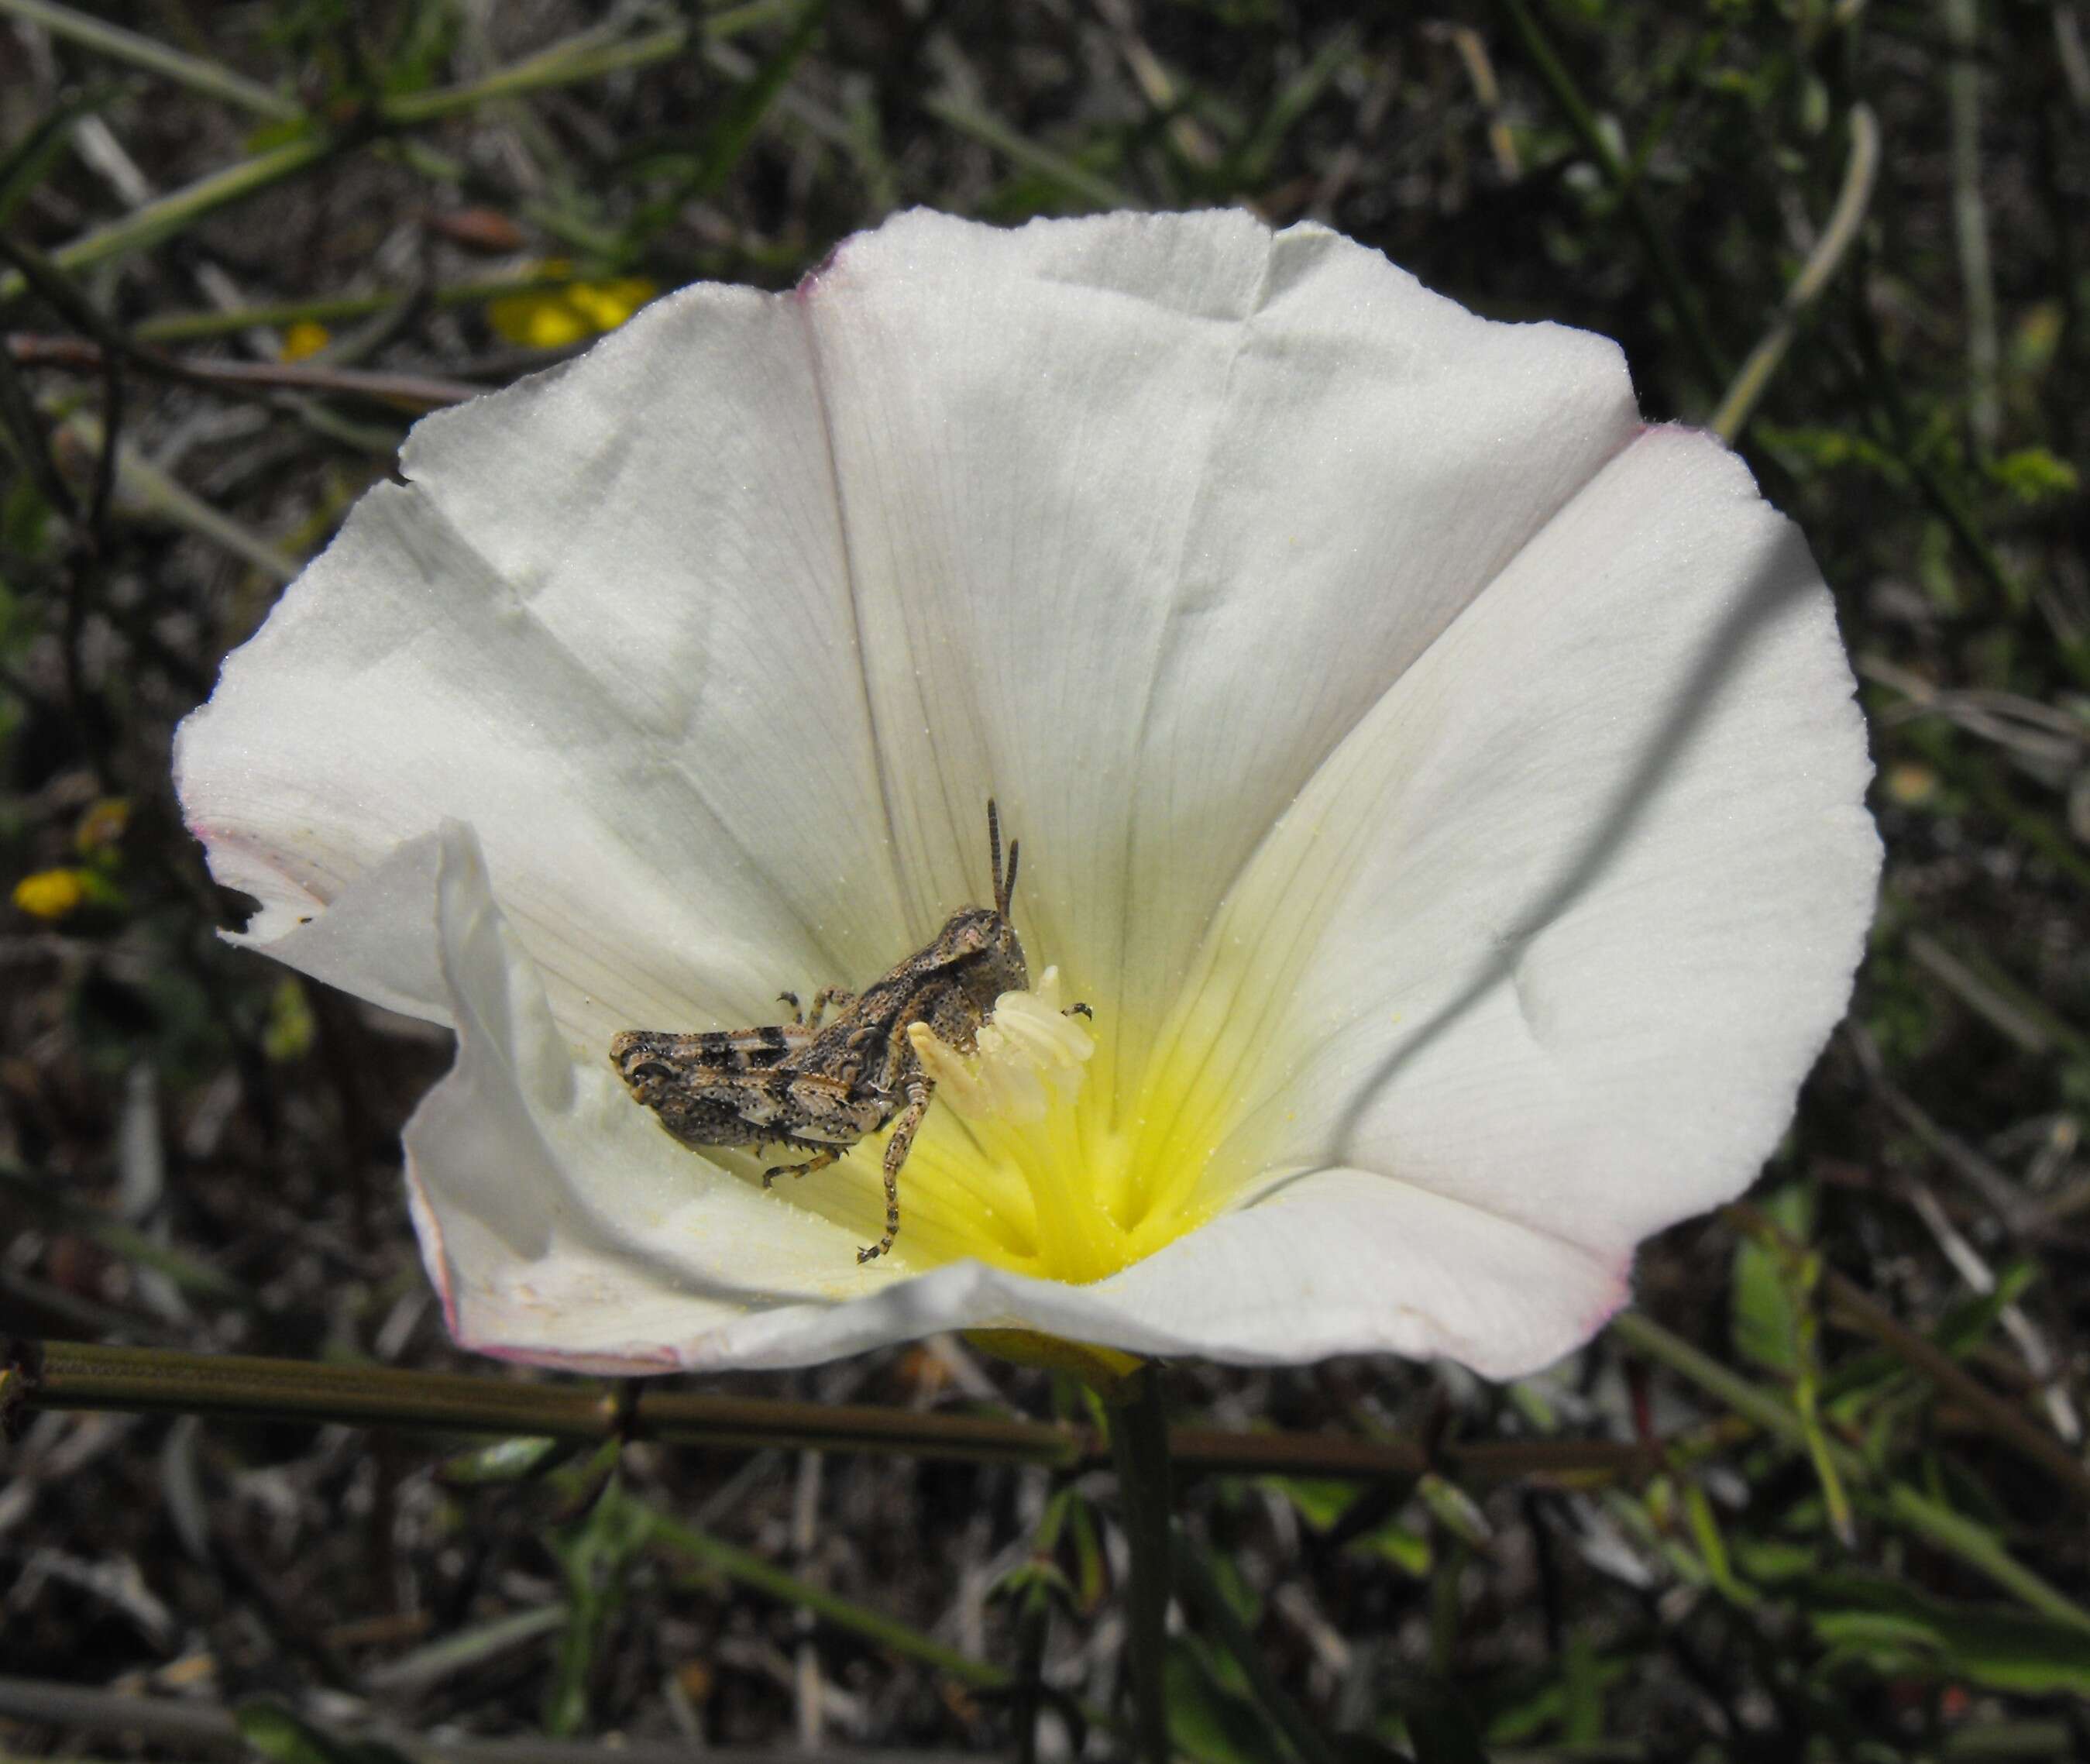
610, 803, 1086, 1264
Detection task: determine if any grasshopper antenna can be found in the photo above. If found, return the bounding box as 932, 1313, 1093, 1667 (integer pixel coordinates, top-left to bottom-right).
988, 799, 1017, 918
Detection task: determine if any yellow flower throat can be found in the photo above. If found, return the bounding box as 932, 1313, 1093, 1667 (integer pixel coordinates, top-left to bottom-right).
777, 968, 1229, 1284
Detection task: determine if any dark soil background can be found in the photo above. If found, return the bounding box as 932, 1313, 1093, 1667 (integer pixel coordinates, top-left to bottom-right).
2, 2, 2088, 1759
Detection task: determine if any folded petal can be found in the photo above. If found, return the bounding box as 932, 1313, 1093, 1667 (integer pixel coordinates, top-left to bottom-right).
390, 821, 911, 1370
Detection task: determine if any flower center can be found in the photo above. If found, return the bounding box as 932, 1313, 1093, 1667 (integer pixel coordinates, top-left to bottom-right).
771, 968, 1229, 1283
906, 971, 1094, 1127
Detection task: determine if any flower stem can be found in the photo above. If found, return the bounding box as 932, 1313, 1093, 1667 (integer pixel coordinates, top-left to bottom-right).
1107, 1363, 1174, 1764
1612, 1310, 2090, 1629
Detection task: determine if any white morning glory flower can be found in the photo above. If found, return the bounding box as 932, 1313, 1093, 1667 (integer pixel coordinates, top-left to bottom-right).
174, 209, 1879, 1377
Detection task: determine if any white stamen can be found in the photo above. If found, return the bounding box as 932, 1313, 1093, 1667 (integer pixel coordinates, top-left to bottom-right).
908, 966, 1094, 1124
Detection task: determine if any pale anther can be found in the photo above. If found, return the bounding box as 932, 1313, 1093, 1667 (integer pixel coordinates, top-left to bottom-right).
908, 967, 1094, 1125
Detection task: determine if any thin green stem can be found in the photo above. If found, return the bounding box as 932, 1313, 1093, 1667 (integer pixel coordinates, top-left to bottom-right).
2, 233, 476, 417
920, 93, 1136, 210
0, 0, 300, 120
387, 138, 624, 258
2, 5, 803, 307
13, 333, 482, 410
1107, 1364, 1174, 1764
9, 1339, 1078, 1463
678, 1, 826, 205
1880, 1484, 2090, 1634
380, 26, 696, 126
132, 275, 582, 345
1009, 1581, 1053, 1764
1, 0, 793, 133
1941, 0, 2000, 452
1712, 103, 1880, 442
0, 84, 115, 231
1724, 1200, 2090, 1502
1172, 1533, 1335, 1764
1426, 1539, 1470, 1680
649, 1511, 1011, 1690
395, 5, 785, 160
57, 409, 301, 580
1494, 0, 1729, 394
1609, 1309, 1865, 1478
1616, 1308, 2090, 1625
650, 1500, 1149, 1755
0, 136, 334, 304
1905, 929, 2090, 1066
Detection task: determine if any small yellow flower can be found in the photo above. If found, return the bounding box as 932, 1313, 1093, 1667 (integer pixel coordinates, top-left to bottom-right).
12, 868, 88, 920
568, 279, 657, 331
75, 797, 129, 854
262, 976, 317, 1063
280, 322, 332, 363
486, 273, 658, 349
1884, 762, 1937, 806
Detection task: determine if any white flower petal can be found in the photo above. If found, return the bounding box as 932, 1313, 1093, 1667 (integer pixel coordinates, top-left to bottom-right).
240, 829, 452, 1026
370, 821, 913, 1368
176, 282, 914, 1057
1081, 1171, 1632, 1374
1139, 427, 1879, 1277
798, 210, 1639, 1070
651, 1169, 1629, 1376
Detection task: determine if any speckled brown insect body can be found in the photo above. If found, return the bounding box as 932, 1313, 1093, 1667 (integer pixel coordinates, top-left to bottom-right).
610, 804, 1034, 1264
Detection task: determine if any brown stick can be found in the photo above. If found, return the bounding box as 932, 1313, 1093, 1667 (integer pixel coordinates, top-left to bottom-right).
5, 1337, 1662, 1483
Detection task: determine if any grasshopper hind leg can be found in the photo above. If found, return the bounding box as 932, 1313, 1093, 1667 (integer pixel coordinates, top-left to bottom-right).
857, 1073, 933, 1264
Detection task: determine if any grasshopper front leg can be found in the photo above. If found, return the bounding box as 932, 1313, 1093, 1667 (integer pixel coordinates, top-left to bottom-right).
762, 1147, 841, 1187
777, 986, 858, 1029
806, 985, 856, 1030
